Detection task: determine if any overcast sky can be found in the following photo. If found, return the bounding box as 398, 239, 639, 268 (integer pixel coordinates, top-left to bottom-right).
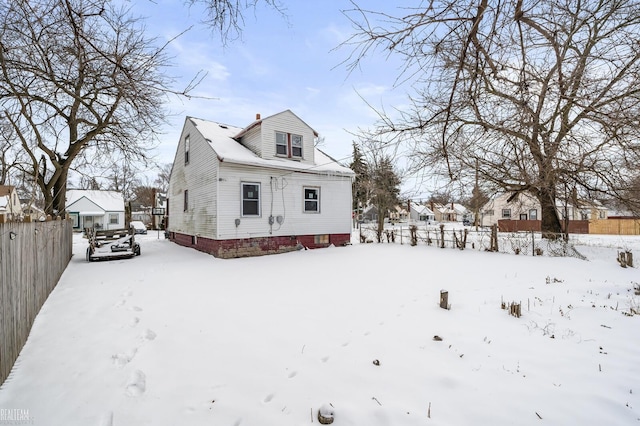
123, 0, 432, 197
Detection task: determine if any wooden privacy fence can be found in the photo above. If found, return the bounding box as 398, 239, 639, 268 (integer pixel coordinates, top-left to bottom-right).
0, 218, 73, 386
589, 219, 640, 235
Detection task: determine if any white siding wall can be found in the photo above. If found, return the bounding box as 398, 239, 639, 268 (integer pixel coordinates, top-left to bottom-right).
216, 164, 352, 239
105, 212, 125, 230
239, 124, 262, 157
259, 111, 315, 164
168, 119, 219, 238
482, 193, 539, 226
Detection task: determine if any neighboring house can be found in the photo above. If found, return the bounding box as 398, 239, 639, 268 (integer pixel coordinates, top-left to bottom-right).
167, 110, 355, 258
389, 205, 408, 222
131, 210, 152, 225
430, 203, 457, 222
409, 202, 435, 223
20, 201, 46, 221
481, 192, 608, 227
0, 185, 22, 222
66, 190, 126, 231
452, 203, 472, 223
361, 205, 379, 223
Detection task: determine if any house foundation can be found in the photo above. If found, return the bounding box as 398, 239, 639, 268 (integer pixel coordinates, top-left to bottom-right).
169, 232, 351, 259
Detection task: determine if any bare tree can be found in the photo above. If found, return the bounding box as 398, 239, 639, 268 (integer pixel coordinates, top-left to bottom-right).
154, 163, 173, 193
188, 0, 287, 44
357, 138, 401, 241
0, 0, 193, 216
343, 0, 640, 236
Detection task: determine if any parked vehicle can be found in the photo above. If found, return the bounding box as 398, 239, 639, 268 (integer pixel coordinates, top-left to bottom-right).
86, 228, 141, 262
130, 220, 148, 234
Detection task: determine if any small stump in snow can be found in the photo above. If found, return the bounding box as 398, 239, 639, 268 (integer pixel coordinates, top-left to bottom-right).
318, 404, 335, 424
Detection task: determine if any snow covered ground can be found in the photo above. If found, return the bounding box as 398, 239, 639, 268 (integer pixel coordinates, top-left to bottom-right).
0, 230, 639, 426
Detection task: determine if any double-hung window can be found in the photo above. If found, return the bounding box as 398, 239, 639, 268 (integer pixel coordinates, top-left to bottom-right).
242, 183, 261, 216
291, 135, 302, 157
502, 208, 511, 219
276, 132, 288, 156
109, 214, 118, 225
275, 131, 303, 158
304, 187, 320, 213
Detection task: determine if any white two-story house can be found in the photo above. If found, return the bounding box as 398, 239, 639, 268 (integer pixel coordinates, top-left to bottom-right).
166, 110, 355, 258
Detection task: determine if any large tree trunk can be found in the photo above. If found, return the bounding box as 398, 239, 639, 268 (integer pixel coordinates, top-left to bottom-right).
376, 210, 385, 242
538, 188, 563, 238
52, 168, 69, 216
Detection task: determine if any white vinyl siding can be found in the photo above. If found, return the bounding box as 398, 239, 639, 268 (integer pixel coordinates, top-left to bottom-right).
260, 111, 314, 163
167, 118, 219, 238
215, 164, 352, 240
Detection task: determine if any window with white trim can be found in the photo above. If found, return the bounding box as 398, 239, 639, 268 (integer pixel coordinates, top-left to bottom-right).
275, 131, 303, 158
304, 187, 320, 213
109, 214, 118, 224
291, 134, 302, 157
276, 132, 288, 155
502, 208, 511, 218
529, 209, 537, 220
242, 183, 260, 216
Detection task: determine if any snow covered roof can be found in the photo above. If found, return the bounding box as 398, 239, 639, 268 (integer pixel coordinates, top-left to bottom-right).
411, 203, 435, 215
66, 190, 125, 212
189, 117, 354, 177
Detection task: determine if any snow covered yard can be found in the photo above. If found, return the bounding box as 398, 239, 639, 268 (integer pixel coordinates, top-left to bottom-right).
0, 231, 639, 426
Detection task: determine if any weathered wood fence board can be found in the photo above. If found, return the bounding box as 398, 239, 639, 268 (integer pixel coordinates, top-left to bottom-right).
589, 219, 640, 235
0, 219, 72, 386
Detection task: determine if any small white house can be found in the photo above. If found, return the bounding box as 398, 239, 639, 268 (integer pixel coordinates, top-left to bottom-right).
0, 185, 22, 222
66, 190, 125, 231
167, 110, 355, 258
409, 202, 435, 223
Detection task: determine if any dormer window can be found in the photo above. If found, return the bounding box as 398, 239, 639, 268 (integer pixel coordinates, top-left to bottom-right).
291, 135, 302, 157
275, 131, 303, 158
276, 132, 288, 155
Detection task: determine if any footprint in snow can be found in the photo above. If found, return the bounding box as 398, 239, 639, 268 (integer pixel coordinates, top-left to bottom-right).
112, 348, 138, 367
125, 370, 146, 396
263, 393, 275, 403
288, 371, 297, 379
129, 317, 140, 327
142, 329, 156, 341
